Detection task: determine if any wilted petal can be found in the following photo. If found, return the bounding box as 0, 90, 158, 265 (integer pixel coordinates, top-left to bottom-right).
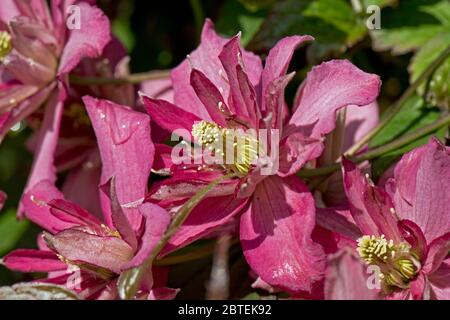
58, 3, 110, 75
45, 229, 133, 274
240, 175, 325, 293
288, 60, 380, 139
2, 249, 66, 273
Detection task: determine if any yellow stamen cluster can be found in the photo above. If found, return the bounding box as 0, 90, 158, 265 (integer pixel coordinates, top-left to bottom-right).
192, 120, 259, 175
0, 31, 12, 61
357, 235, 419, 290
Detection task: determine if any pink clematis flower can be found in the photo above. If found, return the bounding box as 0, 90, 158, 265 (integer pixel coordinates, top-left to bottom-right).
1, 98, 176, 300
0, 0, 110, 216
142, 20, 381, 293
341, 138, 450, 299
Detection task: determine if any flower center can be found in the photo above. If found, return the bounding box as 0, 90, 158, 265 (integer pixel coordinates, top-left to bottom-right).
357, 235, 420, 290
0, 31, 12, 61
191, 120, 259, 175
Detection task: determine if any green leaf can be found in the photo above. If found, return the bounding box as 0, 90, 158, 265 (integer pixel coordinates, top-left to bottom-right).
248, 0, 368, 55
216, 0, 268, 47
370, 95, 446, 178
372, 0, 449, 54
0, 283, 79, 300
0, 209, 29, 256
409, 33, 450, 109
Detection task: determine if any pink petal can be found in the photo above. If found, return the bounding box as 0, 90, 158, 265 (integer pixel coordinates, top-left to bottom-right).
62, 150, 102, 218
423, 233, 450, 274
84, 96, 154, 231
19, 88, 64, 217
218, 35, 255, 118
58, 3, 110, 75
392, 138, 450, 242
171, 19, 262, 120
428, 260, 450, 300
141, 94, 201, 133
48, 198, 103, 230
148, 287, 179, 300
21, 180, 76, 233
149, 170, 237, 202
316, 207, 362, 241
0, 0, 20, 22
190, 69, 228, 126
288, 60, 381, 139
140, 77, 173, 102
261, 35, 313, 115
44, 229, 133, 274
398, 219, 428, 262
2, 249, 66, 273
161, 195, 247, 256
240, 175, 325, 293
324, 249, 379, 300
278, 132, 323, 177
123, 203, 170, 269
100, 177, 138, 251
342, 158, 401, 242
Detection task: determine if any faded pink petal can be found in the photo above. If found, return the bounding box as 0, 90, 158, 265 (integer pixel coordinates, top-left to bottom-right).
44, 229, 133, 274
123, 203, 170, 269
84, 96, 154, 231
324, 249, 379, 300
19, 89, 64, 217
342, 102, 379, 151
2, 249, 66, 273
161, 195, 247, 256
288, 60, 381, 139
240, 175, 325, 293
58, 3, 110, 75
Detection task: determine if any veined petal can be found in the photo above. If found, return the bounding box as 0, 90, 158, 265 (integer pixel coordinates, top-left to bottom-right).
288, 60, 380, 139
240, 175, 325, 293
84, 96, 154, 231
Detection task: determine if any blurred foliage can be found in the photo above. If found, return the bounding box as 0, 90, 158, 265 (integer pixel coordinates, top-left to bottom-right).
1, 0, 449, 298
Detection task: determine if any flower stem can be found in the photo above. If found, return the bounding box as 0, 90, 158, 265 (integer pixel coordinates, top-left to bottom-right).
117, 173, 235, 299
345, 44, 450, 156
299, 114, 450, 178
69, 70, 170, 86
